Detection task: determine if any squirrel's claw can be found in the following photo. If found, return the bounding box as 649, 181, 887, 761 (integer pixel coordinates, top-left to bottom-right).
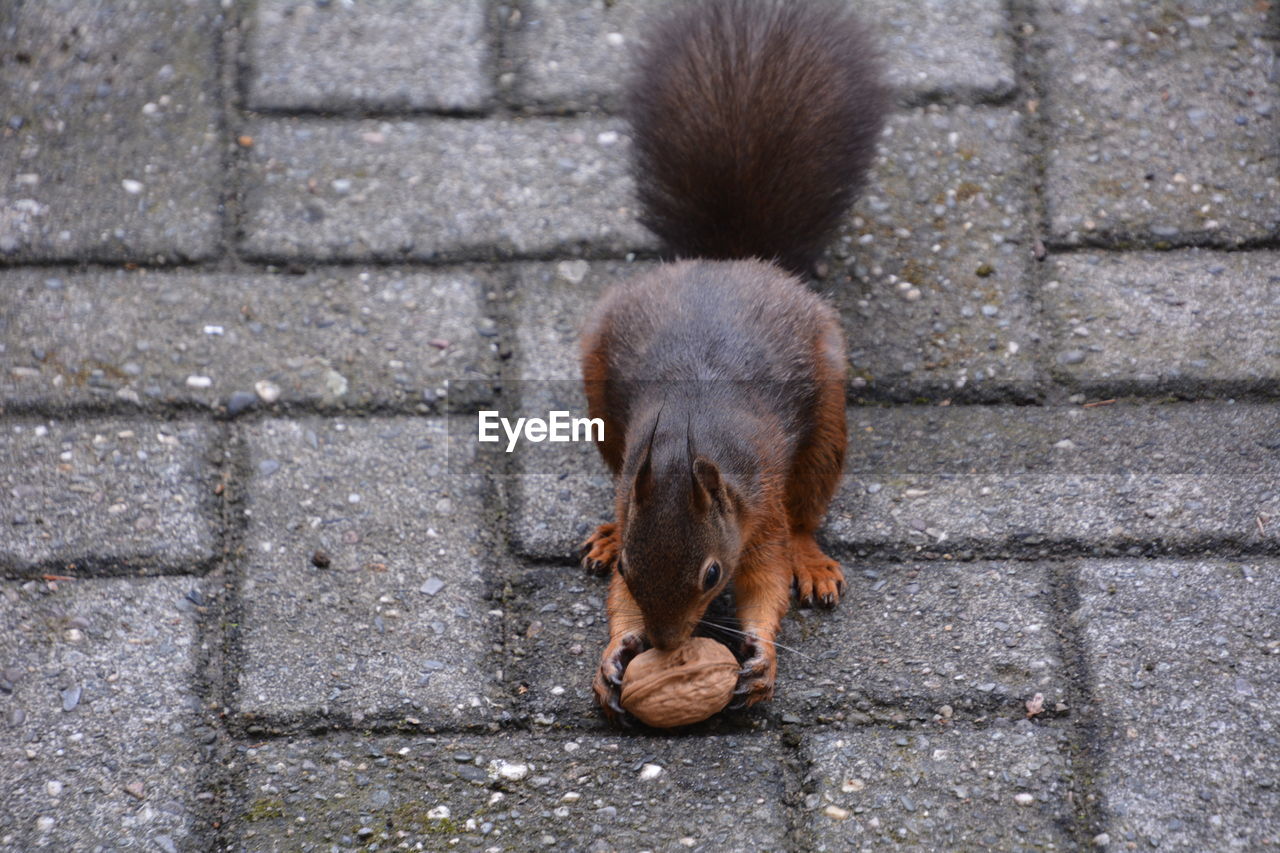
593, 632, 645, 727
605, 693, 635, 728
579, 522, 620, 577
728, 635, 777, 710
791, 542, 844, 609
822, 577, 846, 608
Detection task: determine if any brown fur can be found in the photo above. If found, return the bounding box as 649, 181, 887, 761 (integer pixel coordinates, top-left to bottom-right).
628, 0, 888, 275
582, 0, 886, 726
582, 262, 850, 723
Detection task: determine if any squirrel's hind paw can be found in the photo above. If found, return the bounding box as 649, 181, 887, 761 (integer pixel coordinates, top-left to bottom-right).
791, 536, 845, 608
579, 522, 621, 577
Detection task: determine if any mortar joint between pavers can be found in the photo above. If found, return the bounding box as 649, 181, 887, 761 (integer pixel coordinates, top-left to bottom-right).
1044, 560, 1109, 848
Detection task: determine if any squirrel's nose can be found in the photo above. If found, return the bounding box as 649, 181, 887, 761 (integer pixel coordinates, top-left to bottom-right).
645, 621, 689, 652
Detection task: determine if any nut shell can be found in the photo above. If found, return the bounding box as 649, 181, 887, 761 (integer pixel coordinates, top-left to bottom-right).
620, 637, 738, 727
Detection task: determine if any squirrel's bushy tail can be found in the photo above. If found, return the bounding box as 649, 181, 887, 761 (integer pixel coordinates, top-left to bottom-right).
627, 0, 889, 276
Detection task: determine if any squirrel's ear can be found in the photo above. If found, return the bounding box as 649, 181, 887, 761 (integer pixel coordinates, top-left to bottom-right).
692, 456, 732, 514
632, 440, 656, 505
693, 456, 721, 494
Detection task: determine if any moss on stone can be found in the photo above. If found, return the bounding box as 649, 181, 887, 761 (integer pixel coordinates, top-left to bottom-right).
243, 796, 286, 822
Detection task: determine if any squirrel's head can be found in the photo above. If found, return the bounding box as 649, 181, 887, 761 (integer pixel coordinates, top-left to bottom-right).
616, 413, 745, 651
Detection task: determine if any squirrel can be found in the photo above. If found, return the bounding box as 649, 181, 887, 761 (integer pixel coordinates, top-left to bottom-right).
577, 0, 889, 725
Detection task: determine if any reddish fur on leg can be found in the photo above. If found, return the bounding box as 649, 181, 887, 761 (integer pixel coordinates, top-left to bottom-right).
785, 319, 847, 606
594, 569, 648, 725
729, 533, 791, 708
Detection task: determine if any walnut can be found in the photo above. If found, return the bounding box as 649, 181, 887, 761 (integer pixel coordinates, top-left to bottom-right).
620, 637, 738, 727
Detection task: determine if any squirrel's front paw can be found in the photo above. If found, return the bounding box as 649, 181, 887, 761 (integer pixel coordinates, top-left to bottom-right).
592, 633, 646, 727
728, 633, 777, 710
579, 522, 621, 577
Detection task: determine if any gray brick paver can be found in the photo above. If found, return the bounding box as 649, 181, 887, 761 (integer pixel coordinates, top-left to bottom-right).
0, 268, 498, 411
236, 417, 498, 727
240, 117, 651, 261
0, 576, 209, 851
861, 0, 1017, 102
1044, 251, 1280, 395
508, 400, 1280, 561
0, 0, 221, 262
504, 564, 608, 725
828, 401, 1280, 556
231, 730, 790, 851
507, 0, 660, 111
509, 560, 1065, 723
832, 106, 1039, 400
1077, 559, 1280, 849
509, 0, 1017, 110
781, 561, 1063, 717
502, 260, 620, 559
0, 419, 219, 575
247, 0, 494, 112
804, 725, 1075, 851
1041, 0, 1280, 247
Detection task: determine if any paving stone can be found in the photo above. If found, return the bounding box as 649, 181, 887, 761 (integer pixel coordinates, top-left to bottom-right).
508, 0, 1015, 110
237, 417, 500, 728
0, 0, 221, 262
0, 419, 219, 575
240, 117, 651, 261
0, 576, 208, 851
828, 401, 1280, 557
247, 0, 494, 112
506, 0, 660, 111
1077, 559, 1280, 850
1043, 250, 1280, 396
829, 106, 1040, 402
803, 724, 1075, 851
509, 559, 1064, 726
0, 268, 498, 412
861, 0, 1016, 102
781, 561, 1064, 718
1040, 0, 1280, 247
231, 730, 790, 851
10, 0, 1280, 846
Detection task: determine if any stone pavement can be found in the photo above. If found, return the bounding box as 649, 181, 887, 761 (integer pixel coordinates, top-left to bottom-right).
1, 0, 1277, 850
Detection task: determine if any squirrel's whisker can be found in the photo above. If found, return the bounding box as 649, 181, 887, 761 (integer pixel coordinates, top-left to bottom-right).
696, 620, 814, 660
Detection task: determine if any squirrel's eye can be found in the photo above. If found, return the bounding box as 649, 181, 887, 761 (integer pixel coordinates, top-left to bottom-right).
703, 562, 721, 591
